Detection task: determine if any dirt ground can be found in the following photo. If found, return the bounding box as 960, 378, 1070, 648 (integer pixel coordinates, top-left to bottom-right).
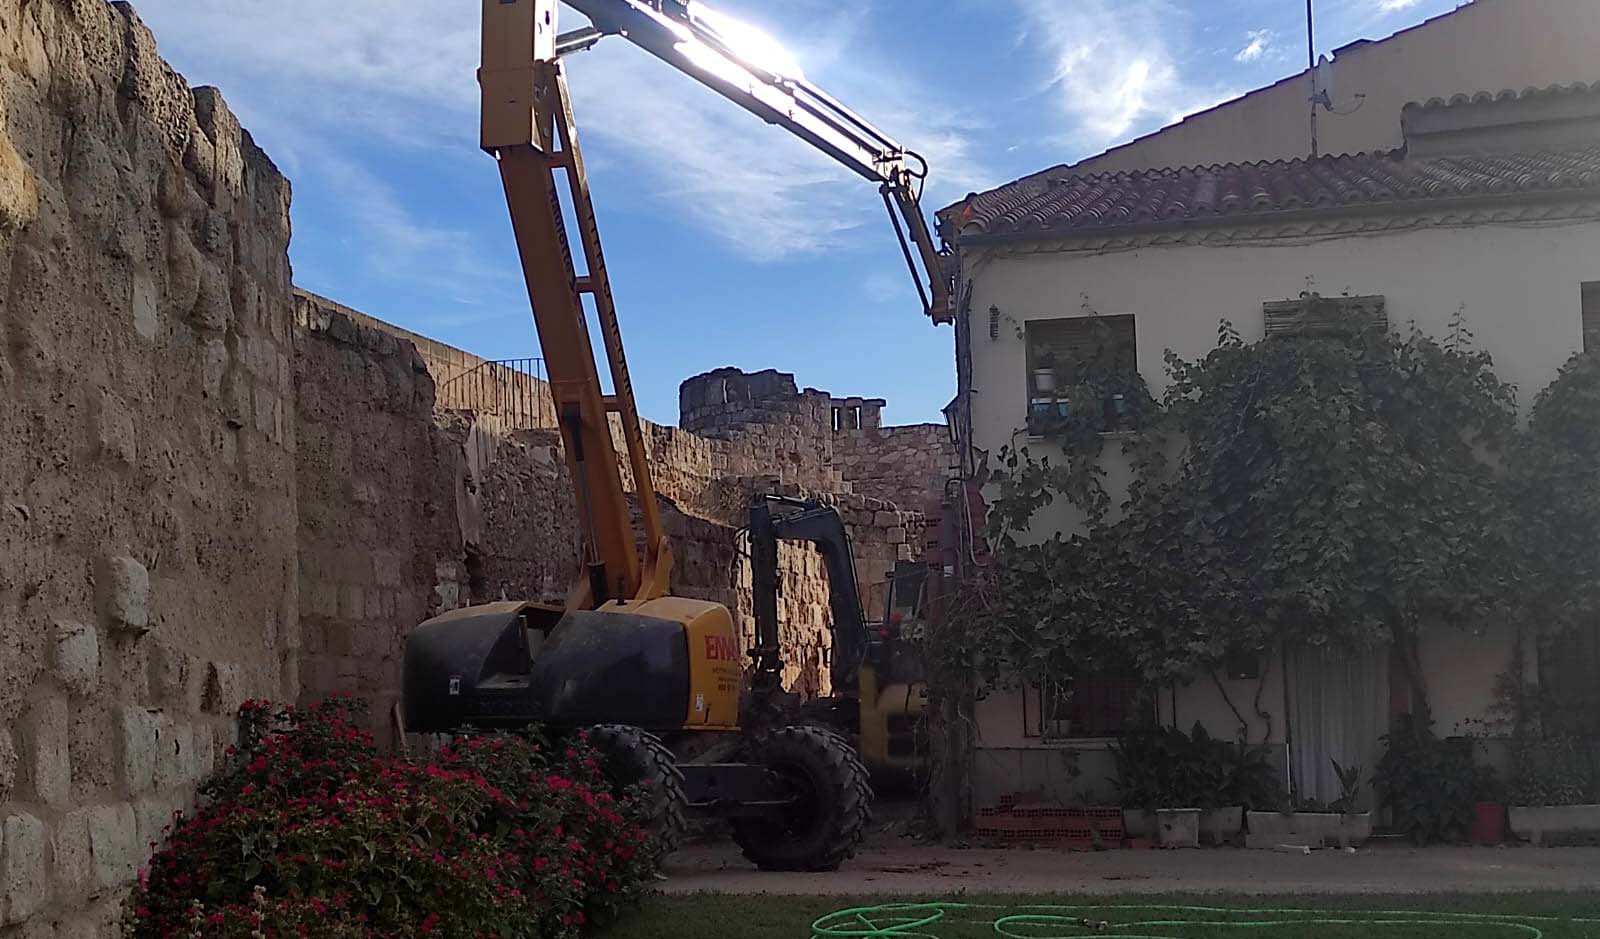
662, 835, 1600, 897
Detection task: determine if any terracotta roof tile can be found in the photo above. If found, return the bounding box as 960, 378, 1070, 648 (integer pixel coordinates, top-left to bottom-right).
1404, 80, 1599, 114
949, 146, 1600, 242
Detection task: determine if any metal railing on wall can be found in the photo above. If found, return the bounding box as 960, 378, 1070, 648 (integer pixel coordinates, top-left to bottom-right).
438, 357, 557, 474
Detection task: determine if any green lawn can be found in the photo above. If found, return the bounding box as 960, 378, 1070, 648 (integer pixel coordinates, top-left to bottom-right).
596, 893, 1600, 939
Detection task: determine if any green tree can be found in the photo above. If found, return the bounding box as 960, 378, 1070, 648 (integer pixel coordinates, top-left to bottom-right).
1508, 351, 1600, 637
973, 299, 1521, 724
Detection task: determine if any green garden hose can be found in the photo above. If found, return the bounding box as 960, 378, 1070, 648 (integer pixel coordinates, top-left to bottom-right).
810, 902, 1600, 939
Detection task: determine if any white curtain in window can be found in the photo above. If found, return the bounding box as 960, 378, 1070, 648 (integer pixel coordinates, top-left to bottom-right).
1286, 644, 1389, 810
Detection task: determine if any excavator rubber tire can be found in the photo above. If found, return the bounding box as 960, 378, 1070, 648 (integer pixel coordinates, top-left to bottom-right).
586, 724, 688, 863
730, 725, 873, 872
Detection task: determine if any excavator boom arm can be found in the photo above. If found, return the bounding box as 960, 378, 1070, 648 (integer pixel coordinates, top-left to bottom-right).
482, 0, 670, 609
478, 0, 950, 609
558, 0, 954, 322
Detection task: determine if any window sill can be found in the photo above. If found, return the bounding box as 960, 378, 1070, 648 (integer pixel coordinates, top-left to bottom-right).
1018, 737, 1118, 751
1023, 430, 1140, 443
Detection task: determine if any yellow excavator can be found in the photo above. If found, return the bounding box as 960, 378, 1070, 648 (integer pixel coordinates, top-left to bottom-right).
402, 0, 948, 872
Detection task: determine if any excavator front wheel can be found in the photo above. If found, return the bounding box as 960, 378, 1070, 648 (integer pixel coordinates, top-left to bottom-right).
730, 725, 873, 872
586, 724, 689, 863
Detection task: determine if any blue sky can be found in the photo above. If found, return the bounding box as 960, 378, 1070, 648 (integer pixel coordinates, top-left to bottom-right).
137, 0, 1462, 425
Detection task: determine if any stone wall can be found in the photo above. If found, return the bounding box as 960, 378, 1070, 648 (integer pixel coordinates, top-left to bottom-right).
291, 294, 456, 745
1, 2, 296, 932
679, 367, 954, 513
834, 423, 953, 514
296, 290, 559, 433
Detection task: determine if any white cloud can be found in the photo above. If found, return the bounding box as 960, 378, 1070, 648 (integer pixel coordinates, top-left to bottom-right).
1378, 0, 1424, 11
1234, 28, 1274, 63
133, 0, 989, 265
1012, 0, 1226, 149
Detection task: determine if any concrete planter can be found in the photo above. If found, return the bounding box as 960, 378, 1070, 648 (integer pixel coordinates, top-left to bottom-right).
1246, 811, 1372, 848
1200, 806, 1244, 844
1508, 804, 1600, 845
1155, 808, 1201, 848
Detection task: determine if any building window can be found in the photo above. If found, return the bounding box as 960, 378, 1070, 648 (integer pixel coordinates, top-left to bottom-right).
1024, 674, 1147, 740
1264, 294, 1387, 338
1025, 315, 1138, 433
1582, 282, 1600, 353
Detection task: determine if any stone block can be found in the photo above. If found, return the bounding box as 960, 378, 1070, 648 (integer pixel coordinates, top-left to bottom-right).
151, 716, 182, 791
146, 640, 196, 710
192, 724, 216, 781
0, 732, 14, 805
96, 556, 149, 635
134, 799, 176, 856
202, 663, 242, 715
0, 133, 40, 231
338, 584, 364, 620
52, 807, 91, 900
371, 550, 405, 587
131, 275, 160, 341
6, 916, 56, 938
252, 384, 277, 437
2, 813, 49, 925
191, 263, 232, 332
51, 621, 99, 697
87, 804, 137, 891
306, 578, 338, 619
119, 708, 159, 795
17, 699, 69, 808
200, 339, 228, 399
92, 391, 137, 466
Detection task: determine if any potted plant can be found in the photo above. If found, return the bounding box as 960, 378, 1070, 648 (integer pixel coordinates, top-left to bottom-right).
1474, 655, 1600, 845
1112, 724, 1222, 848
1470, 765, 1508, 845
1372, 714, 1476, 844
1213, 734, 1286, 845
1506, 735, 1600, 845
1246, 758, 1372, 848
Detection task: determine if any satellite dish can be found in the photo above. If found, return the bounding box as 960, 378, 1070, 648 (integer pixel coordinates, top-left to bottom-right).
1313, 54, 1335, 108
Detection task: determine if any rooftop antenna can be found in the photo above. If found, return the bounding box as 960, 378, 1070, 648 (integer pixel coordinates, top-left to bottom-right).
1307, 0, 1319, 157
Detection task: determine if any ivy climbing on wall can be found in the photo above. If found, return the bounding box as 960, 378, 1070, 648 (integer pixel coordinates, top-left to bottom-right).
945, 297, 1560, 727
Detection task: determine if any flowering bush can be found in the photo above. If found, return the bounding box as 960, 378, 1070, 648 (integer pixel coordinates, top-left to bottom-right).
124, 698, 656, 939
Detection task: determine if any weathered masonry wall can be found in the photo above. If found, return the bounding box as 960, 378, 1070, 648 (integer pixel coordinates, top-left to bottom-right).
680, 367, 955, 513
834, 424, 953, 515
1, 3, 296, 933
291, 295, 456, 744
298, 289, 558, 432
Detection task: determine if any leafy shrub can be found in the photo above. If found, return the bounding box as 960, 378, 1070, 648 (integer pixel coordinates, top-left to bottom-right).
1507, 735, 1600, 807
1373, 714, 1476, 843
1113, 722, 1284, 811
124, 698, 655, 939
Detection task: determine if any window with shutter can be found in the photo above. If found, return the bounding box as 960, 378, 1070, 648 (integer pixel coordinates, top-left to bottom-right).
1024, 315, 1138, 432
1264, 294, 1387, 338
1023, 675, 1149, 740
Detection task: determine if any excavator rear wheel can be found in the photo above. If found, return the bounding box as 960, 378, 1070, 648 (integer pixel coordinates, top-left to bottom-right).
586, 724, 688, 863
729, 725, 873, 872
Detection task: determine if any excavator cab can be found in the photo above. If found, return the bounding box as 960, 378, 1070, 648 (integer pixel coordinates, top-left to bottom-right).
860, 562, 931, 781
745, 496, 930, 782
